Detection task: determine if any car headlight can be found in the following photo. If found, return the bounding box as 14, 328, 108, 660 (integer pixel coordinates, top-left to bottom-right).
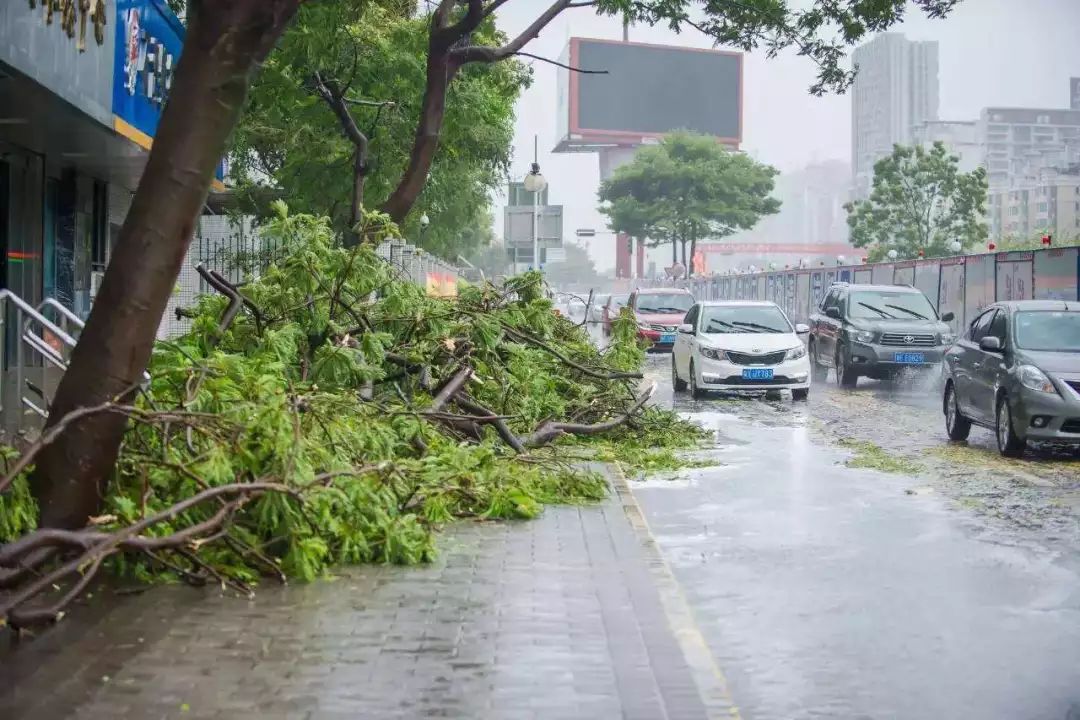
699, 347, 727, 361
784, 344, 807, 361
1017, 365, 1057, 394
940, 332, 957, 345
851, 329, 875, 344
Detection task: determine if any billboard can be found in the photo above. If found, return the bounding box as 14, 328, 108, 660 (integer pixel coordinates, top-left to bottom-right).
555, 38, 742, 151
113, 0, 183, 143
112, 0, 224, 183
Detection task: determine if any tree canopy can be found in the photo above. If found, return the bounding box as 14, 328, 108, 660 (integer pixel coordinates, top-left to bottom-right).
598, 131, 780, 272
845, 142, 988, 260
230, 0, 528, 257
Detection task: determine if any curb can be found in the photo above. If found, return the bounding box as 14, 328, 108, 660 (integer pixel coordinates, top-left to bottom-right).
607, 462, 743, 720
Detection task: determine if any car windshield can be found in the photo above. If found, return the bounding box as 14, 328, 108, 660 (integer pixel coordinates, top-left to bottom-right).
848, 290, 936, 320
636, 293, 694, 314
1014, 311, 1080, 352
700, 305, 792, 334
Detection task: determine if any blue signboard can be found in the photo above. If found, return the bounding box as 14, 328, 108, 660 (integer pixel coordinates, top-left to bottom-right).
112, 0, 182, 141
111, 0, 224, 182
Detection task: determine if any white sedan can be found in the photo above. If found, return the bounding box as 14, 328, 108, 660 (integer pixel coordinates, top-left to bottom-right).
672, 301, 812, 401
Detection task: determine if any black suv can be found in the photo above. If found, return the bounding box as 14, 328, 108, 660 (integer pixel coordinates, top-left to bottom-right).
808, 283, 956, 387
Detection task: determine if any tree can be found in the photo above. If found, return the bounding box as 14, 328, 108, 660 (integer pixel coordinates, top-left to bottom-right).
598, 132, 780, 276
31, 0, 303, 530
846, 142, 988, 261
381, 0, 961, 223
230, 1, 528, 254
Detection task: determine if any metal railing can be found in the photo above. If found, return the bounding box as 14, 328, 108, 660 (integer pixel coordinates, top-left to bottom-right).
0, 291, 80, 429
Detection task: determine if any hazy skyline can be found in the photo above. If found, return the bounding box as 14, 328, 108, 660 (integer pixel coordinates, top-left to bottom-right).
493, 0, 1080, 271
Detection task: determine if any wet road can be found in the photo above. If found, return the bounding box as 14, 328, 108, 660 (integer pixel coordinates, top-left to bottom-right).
633, 354, 1080, 720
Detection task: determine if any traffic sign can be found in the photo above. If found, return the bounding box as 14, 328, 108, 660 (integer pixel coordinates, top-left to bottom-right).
575, 228, 596, 237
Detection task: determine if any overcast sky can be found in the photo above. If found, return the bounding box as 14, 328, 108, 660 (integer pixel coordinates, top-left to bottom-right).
491, 0, 1080, 271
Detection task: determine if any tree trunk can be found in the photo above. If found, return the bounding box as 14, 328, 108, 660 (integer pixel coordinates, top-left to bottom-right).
380, 41, 456, 223
30, 0, 301, 530
680, 239, 687, 269
671, 238, 677, 265
688, 237, 697, 278
348, 147, 368, 246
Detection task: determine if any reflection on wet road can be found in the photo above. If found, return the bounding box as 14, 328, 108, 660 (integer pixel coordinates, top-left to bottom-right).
634, 355, 1080, 720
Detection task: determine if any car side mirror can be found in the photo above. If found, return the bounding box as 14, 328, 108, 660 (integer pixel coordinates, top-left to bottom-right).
979, 336, 1002, 352
678, 323, 694, 334
825, 307, 842, 320
795, 323, 810, 334
941, 311, 955, 322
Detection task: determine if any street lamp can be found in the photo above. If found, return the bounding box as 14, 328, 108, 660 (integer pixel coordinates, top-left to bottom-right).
523, 136, 547, 272
837, 254, 846, 266
887, 249, 898, 261
418, 213, 430, 247
949, 239, 962, 254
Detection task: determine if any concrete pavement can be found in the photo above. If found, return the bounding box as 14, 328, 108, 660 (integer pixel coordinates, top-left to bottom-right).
0, 466, 731, 720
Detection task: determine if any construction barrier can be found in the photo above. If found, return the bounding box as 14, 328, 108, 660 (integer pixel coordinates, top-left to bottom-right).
680, 246, 1080, 335
375, 239, 461, 298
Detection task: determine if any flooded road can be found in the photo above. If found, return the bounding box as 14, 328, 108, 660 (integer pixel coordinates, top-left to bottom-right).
633, 354, 1080, 720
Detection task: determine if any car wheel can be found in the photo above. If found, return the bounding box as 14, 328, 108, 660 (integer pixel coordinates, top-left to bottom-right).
943, 381, 971, 441
809, 339, 828, 383
835, 346, 858, 388
689, 362, 707, 400
672, 356, 687, 392
995, 394, 1027, 458
792, 388, 809, 402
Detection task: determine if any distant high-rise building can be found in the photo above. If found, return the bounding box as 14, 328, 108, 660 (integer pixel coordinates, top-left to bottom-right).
851, 33, 940, 198
1071, 77, 1080, 111
989, 166, 1080, 242
911, 120, 981, 173
977, 107, 1080, 193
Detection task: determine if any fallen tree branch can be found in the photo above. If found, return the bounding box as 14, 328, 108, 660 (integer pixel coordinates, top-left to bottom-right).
0, 483, 291, 626
501, 324, 643, 380
523, 382, 656, 448
452, 394, 527, 454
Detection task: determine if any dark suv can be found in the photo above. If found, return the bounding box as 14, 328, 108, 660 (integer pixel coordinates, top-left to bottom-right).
808, 283, 955, 387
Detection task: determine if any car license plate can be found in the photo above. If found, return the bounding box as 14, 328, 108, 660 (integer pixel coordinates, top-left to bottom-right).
894, 352, 925, 364
659, 333, 675, 343
742, 368, 774, 381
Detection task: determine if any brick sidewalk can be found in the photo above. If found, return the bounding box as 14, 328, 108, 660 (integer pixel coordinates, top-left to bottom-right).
0, 469, 733, 720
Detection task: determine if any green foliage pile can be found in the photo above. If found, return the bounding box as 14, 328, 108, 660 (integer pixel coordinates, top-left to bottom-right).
1, 207, 701, 589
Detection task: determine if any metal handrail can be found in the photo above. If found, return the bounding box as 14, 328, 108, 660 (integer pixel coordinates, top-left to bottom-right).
0, 290, 80, 428
36, 297, 86, 336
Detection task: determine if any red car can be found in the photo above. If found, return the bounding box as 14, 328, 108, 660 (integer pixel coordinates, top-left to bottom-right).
629, 288, 695, 351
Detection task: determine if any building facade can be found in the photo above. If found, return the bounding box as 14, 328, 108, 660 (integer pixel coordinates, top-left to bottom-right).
911, 120, 981, 173
0, 1, 232, 321
851, 33, 940, 198
977, 107, 1080, 192
991, 166, 1080, 242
